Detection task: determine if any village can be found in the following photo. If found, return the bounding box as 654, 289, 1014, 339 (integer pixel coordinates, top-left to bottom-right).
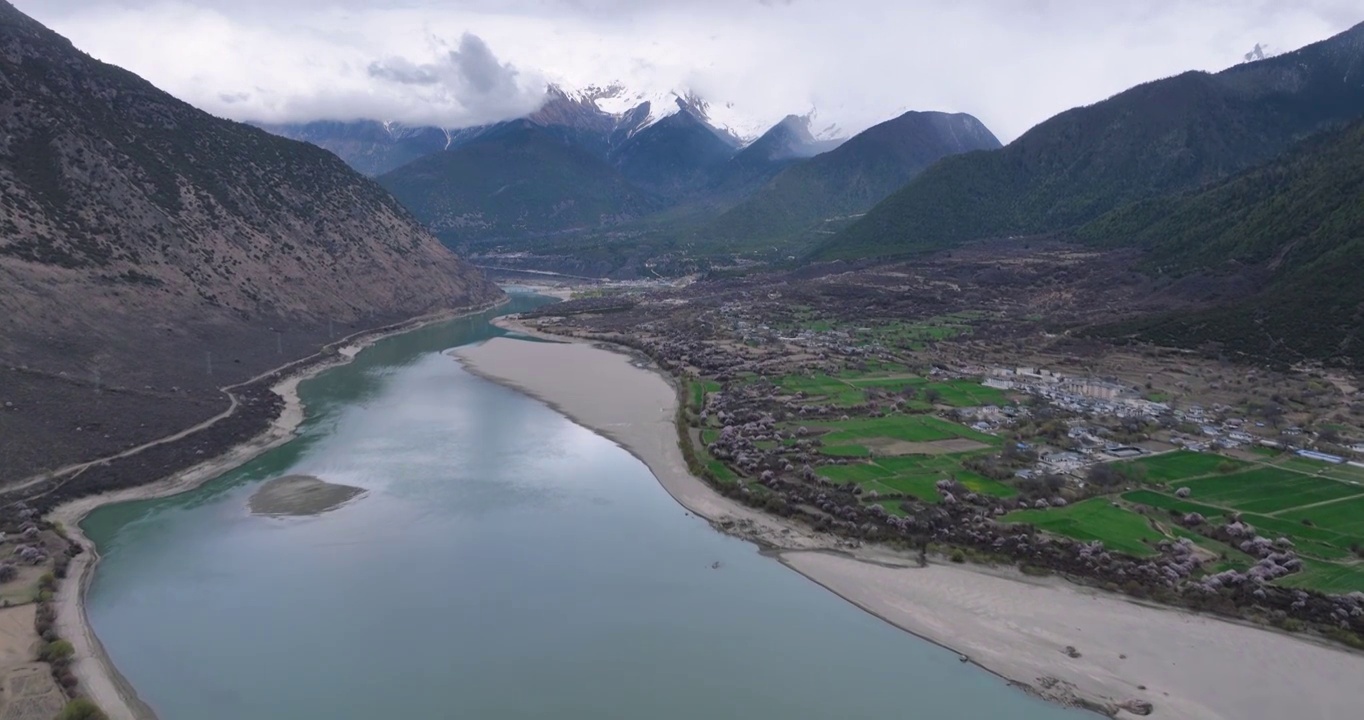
507, 255, 1364, 642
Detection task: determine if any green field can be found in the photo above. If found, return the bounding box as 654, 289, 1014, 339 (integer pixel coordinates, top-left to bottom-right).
775, 373, 869, 406
817, 415, 998, 448
689, 379, 722, 410
1181, 467, 1362, 514
1278, 496, 1364, 535
1003, 499, 1165, 557
822, 455, 1017, 504
775, 370, 1007, 410
1122, 484, 1364, 591
1276, 560, 1364, 594
1119, 450, 1247, 484
1123, 490, 1361, 560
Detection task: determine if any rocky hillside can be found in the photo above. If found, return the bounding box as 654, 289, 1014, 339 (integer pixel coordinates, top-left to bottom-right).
0, 1, 502, 480
817, 21, 1364, 260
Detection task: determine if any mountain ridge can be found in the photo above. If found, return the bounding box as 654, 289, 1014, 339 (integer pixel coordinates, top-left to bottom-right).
815, 20, 1364, 260
704, 111, 1002, 248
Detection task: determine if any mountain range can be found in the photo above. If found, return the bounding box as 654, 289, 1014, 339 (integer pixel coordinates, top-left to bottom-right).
266, 82, 1004, 263
0, 0, 500, 479
816, 20, 1364, 261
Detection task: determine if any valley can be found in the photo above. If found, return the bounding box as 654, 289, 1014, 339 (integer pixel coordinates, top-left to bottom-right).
2, 2, 1364, 719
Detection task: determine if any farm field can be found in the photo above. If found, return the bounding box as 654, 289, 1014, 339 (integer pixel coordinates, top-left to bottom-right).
1276, 560, 1364, 594
773, 371, 1008, 410
1002, 499, 1166, 557
1278, 496, 1364, 535
1180, 467, 1362, 515
816, 415, 1000, 451
1121, 478, 1364, 592
1118, 450, 1247, 484
820, 454, 1016, 504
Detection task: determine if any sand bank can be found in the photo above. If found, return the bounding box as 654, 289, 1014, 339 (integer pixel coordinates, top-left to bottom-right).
248, 474, 364, 516
455, 330, 1364, 720
47, 299, 505, 720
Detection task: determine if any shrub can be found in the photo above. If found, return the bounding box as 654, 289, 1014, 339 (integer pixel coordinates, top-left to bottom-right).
950, 549, 966, 563
57, 699, 108, 720
40, 639, 74, 662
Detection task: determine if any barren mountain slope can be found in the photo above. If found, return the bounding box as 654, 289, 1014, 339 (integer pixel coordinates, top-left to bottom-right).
0, 1, 502, 480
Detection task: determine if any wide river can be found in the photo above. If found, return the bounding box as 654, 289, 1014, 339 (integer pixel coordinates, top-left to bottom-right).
82, 293, 1092, 720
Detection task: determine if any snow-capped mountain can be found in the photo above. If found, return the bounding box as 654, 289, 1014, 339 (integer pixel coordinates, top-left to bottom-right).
261, 81, 846, 176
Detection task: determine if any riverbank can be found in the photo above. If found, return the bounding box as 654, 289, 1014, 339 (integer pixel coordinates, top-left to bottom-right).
454, 324, 1364, 720
47, 298, 506, 720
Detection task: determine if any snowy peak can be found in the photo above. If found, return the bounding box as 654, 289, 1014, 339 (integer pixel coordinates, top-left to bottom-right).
551, 81, 769, 145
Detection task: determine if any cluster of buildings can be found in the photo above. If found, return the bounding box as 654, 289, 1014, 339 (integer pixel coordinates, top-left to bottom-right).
984, 366, 1169, 420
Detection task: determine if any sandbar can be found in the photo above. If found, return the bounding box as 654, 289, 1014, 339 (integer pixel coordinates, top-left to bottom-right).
248, 474, 364, 516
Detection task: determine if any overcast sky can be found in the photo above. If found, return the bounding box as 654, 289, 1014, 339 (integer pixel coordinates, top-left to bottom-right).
14, 0, 1362, 141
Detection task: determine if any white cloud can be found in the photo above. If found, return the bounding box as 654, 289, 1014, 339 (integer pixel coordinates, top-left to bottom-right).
13, 0, 1361, 141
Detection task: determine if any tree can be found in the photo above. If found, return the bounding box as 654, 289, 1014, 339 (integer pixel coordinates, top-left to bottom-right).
40, 639, 74, 662
58, 699, 109, 720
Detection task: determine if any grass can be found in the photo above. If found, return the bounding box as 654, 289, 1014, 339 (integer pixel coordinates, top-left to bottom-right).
818, 415, 998, 447
1278, 495, 1364, 535
818, 463, 893, 484
1120, 450, 1247, 484
1323, 464, 1364, 484
1279, 457, 1334, 474
1002, 499, 1165, 557
822, 456, 1017, 504
775, 373, 868, 406
1276, 559, 1364, 594
776, 370, 1008, 410
822, 444, 873, 458
1180, 467, 1362, 514
1122, 490, 1363, 562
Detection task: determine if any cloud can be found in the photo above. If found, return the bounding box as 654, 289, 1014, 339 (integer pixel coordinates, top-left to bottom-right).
361, 33, 543, 122
11, 0, 1362, 140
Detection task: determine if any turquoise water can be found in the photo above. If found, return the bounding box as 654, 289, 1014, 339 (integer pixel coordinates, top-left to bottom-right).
83, 294, 1092, 720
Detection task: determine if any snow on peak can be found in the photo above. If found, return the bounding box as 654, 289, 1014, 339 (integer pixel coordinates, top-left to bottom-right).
550, 81, 774, 144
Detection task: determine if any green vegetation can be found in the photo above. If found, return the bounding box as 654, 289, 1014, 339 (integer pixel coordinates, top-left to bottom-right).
814, 33, 1364, 263
1181, 468, 1360, 515
379, 125, 657, 245
58, 700, 110, 720
773, 368, 1007, 411
1003, 499, 1166, 557
40, 639, 74, 662
704, 111, 1001, 249
816, 414, 998, 447
1085, 119, 1364, 369
1277, 560, 1364, 595
1278, 496, 1364, 535
1120, 451, 1247, 484
822, 454, 1016, 503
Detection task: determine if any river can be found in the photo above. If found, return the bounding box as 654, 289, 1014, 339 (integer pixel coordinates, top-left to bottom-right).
81, 294, 1092, 720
